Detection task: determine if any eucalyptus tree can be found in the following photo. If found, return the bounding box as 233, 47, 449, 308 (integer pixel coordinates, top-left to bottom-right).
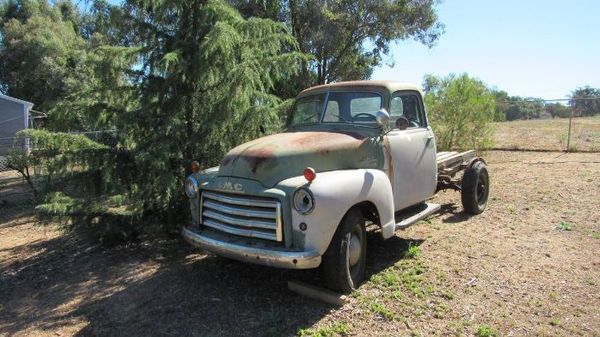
230, 0, 444, 93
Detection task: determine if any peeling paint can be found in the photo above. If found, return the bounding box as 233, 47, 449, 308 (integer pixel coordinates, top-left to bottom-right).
383, 135, 394, 186
218, 130, 385, 187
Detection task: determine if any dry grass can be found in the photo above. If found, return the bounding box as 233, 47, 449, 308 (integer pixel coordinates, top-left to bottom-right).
492, 116, 600, 152
1, 151, 599, 336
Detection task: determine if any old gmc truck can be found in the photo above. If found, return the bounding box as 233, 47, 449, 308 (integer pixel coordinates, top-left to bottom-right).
182, 81, 489, 292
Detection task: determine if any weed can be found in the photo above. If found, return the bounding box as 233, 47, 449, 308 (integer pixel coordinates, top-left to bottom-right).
382, 269, 401, 287
367, 300, 395, 320
439, 289, 455, 300
370, 268, 400, 288
549, 318, 560, 326
507, 205, 516, 214
567, 143, 579, 152
556, 221, 572, 231
592, 232, 600, 240
392, 290, 405, 301
476, 324, 498, 337
548, 291, 558, 301
297, 322, 350, 337
400, 268, 424, 297
356, 295, 395, 320
433, 302, 451, 319
405, 242, 421, 258
558, 132, 567, 145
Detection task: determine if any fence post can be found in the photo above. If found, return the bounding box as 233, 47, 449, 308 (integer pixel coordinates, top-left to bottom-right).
566, 109, 573, 152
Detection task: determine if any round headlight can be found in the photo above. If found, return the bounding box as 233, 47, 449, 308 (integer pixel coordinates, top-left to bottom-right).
185, 176, 199, 198
293, 188, 314, 214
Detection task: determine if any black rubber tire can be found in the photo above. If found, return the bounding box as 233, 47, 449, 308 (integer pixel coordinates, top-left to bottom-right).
320, 209, 367, 293
461, 161, 490, 214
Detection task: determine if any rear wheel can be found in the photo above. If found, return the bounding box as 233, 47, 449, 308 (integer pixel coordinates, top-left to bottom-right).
321, 209, 367, 293
461, 161, 490, 214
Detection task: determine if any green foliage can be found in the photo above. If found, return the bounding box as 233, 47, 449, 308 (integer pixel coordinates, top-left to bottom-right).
570, 86, 600, 117
29, 0, 304, 235
36, 191, 140, 245
405, 242, 421, 258
5, 129, 109, 196
2, 0, 306, 241
5, 129, 140, 243
231, 0, 444, 91
476, 324, 498, 337
492, 89, 547, 121
367, 300, 395, 320
0, 1, 88, 110
424, 73, 496, 150
297, 322, 350, 337
556, 221, 572, 231
545, 102, 570, 118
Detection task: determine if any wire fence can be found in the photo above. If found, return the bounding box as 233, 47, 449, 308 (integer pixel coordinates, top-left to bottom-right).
0, 130, 120, 224
491, 115, 600, 152
491, 96, 600, 152
0, 141, 35, 223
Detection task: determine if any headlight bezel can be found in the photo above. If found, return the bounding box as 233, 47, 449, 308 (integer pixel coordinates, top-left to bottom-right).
293, 187, 315, 214
185, 176, 200, 199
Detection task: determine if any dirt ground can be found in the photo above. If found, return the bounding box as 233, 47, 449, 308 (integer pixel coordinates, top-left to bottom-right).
1, 151, 599, 337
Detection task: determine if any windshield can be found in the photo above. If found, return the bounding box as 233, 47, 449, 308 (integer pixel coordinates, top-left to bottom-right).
288, 92, 383, 128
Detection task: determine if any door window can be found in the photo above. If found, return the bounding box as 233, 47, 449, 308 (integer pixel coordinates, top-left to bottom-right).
389, 92, 426, 129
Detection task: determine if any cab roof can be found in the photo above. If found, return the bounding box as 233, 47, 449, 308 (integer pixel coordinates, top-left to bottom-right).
298, 80, 423, 97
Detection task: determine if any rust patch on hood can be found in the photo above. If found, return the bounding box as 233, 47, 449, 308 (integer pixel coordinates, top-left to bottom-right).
218, 130, 381, 187
242, 145, 276, 173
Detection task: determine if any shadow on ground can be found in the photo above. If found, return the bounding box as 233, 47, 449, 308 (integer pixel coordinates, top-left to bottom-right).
0, 225, 420, 337
437, 203, 473, 224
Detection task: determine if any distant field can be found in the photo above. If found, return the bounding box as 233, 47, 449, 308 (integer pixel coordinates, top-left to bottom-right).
492, 116, 600, 151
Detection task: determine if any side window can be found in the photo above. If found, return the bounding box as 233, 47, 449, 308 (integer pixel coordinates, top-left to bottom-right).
390, 92, 426, 129
389, 96, 404, 123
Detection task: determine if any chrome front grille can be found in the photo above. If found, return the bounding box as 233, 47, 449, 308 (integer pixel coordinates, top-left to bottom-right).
200, 191, 283, 242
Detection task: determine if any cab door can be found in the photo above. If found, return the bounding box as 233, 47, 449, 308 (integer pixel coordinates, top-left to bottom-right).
385, 91, 437, 211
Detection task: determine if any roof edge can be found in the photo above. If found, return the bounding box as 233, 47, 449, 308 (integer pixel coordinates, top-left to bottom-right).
298, 80, 422, 96
0, 93, 34, 109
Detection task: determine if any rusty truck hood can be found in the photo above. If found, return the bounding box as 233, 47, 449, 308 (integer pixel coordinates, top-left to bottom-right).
218, 131, 384, 187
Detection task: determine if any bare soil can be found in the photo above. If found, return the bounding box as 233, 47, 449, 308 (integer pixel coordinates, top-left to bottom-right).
1, 151, 599, 337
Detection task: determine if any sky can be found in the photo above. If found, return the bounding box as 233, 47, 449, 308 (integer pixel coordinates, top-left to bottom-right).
371, 0, 600, 99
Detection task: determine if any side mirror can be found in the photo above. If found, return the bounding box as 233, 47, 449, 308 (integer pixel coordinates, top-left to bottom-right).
376, 109, 390, 127
395, 116, 409, 130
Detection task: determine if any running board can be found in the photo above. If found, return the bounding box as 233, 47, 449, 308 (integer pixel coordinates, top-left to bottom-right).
394, 202, 441, 231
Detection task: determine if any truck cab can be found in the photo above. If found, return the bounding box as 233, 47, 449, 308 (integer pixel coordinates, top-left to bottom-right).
182, 81, 489, 292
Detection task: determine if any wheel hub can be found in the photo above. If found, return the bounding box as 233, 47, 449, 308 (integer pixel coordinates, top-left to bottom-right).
348, 233, 361, 267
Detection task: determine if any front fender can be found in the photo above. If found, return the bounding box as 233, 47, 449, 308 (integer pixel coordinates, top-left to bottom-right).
277, 169, 395, 256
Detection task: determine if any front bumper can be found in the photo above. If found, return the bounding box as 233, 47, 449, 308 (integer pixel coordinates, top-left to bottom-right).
182, 226, 321, 269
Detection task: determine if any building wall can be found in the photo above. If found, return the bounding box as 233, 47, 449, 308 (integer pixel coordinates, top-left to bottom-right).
0, 97, 27, 155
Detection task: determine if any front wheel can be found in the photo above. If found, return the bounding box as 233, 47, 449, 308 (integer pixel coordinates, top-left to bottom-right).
320, 209, 367, 293
461, 161, 490, 214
